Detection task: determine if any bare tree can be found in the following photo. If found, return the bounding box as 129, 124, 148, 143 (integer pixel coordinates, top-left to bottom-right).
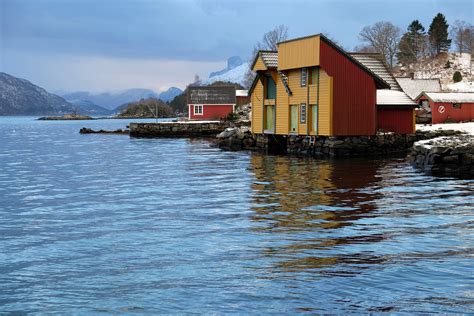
243, 25, 289, 88
262, 25, 289, 51
359, 21, 402, 68
451, 20, 474, 54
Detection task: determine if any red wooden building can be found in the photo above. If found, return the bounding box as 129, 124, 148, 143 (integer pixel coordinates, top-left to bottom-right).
250, 34, 416, 136
350, 53, 416, 134
416, 92, 474, 124
187, 86, 236, 120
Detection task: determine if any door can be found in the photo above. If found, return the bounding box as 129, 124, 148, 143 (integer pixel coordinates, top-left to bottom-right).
290, 105, 298, 133
311, 104, 318, 133
265, 105, 275, 132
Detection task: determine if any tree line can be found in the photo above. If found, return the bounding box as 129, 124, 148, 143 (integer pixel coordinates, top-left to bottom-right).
358, 13, 473, 69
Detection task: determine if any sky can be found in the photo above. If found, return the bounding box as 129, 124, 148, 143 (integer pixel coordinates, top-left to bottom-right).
1, 0, 472, 93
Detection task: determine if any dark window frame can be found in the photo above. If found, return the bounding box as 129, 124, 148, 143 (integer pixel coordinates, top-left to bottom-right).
301, 68, 307, 87
300, 103, 306, 123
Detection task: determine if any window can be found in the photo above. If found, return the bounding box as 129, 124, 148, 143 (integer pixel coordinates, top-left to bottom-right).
194, 105, 203, 115
301, 68, 307, 87
309, 67, 318, 85
420, 100, 430, 112
300, 103, 306, 123
265, 76, 276, 99
311, 104, 318, 133
453, 103, 462, 109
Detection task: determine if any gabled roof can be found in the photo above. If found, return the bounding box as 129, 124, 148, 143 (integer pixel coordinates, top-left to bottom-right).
396, 78, 442, 100
416, 92, 474, 103
250, 50, 278, 71
350, 53, 401, 91
278, 33, 391, 89
377, 90, 416, 107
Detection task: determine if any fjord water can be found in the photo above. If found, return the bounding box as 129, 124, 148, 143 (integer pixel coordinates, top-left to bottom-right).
0, 117, 473, 314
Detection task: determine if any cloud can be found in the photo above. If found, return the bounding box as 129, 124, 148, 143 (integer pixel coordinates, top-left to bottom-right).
2, 50, 224, 92
1, 0, 472, 92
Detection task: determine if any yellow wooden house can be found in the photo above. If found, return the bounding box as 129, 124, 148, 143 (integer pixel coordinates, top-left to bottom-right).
249, 34, 396, 137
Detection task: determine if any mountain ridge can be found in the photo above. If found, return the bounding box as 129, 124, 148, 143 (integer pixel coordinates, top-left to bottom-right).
62, 87, 183, 110
0, 72, 77, 115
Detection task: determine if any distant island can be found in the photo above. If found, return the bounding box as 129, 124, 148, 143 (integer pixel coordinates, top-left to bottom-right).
38, 114, 94, 120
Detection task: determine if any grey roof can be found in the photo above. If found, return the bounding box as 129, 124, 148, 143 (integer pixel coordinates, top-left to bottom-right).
349, 53, 401, 91
395, 78, 442, 100
260, 51, 278, 68
377, 90, 416, 106
419, 92, 474, 103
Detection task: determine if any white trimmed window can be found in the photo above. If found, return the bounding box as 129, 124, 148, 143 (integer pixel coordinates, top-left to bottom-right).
194, 105, 203, 115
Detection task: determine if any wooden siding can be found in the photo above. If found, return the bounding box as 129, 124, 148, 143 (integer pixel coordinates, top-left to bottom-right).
276, 73, 290, 134
251, 78, 264, 133
319, 39, 377, 136
253, 56, 267, 71
417, 95, 474, 124
377, 108, 415, 134
278, 36, 320, 70
287, 69, 309, 134
318, 70, 333, 136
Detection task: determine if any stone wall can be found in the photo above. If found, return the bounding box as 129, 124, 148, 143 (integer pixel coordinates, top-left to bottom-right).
408, 135, 474, 177
216, 127, 463, 157
130, 122, 227, 137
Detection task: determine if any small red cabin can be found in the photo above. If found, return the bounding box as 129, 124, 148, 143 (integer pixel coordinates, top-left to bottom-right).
376, 90, 416, 134
416, 92, 474, 124
187, 86, 236, 120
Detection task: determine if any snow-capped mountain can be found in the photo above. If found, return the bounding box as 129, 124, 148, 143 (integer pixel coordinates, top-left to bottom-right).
203, 56, 249, 86
62, 87, 183, 110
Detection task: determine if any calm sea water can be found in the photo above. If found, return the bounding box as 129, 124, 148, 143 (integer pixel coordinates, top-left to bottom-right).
0, 117, 473, 314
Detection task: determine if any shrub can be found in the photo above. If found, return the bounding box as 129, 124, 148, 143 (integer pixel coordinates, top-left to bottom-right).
453, 71, 462, 83
225, 112, 239, 122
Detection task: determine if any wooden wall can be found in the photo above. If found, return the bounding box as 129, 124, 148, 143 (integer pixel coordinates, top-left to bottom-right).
251, 77, 264, 133
319, 40, 377, 136
278, 36, 320, 70
318, 70, 333, 136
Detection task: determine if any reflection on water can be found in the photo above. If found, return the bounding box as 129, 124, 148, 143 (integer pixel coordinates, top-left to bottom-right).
250, 156, 388, 272
0, 117, 473, 314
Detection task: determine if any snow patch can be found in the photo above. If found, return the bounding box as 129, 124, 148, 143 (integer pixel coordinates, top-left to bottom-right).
417, 122, 474, 135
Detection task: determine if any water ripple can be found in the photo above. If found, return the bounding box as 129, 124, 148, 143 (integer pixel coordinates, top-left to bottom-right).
0, 117, 473, 314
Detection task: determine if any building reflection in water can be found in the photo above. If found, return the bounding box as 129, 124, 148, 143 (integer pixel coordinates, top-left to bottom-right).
249, 153, 389, 273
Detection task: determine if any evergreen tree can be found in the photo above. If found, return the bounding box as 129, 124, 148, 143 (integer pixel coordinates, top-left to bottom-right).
428, 13, 452, 55
397, 20, 426, 66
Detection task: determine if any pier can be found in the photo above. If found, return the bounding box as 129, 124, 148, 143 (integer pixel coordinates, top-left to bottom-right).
129, 121, 228, 137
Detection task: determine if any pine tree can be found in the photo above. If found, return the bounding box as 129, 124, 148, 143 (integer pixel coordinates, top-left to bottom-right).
428, 13, 452, 55
397, 20, 426, 66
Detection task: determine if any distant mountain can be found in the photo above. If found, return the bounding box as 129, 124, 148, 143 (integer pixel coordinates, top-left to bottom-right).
62, 89, 160, 110
62, 87, 183, 110
68, 99, 112, 116
203, 56, 249, 86
158, 87, 183, 102
0, 72, 76, 115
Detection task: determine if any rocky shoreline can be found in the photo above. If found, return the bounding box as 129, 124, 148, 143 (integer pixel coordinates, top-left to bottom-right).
216, 126, 472, 178
79, 127, 129, 135
408, 134, 474, 177
39, 114, 94, 120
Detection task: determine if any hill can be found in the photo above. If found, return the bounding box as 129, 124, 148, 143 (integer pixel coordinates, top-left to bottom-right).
67, 99, 112, 116
395, 52, 473, 90
0, 72, 76, 115
62, 87, 183, 110
117, 98, 174, 118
